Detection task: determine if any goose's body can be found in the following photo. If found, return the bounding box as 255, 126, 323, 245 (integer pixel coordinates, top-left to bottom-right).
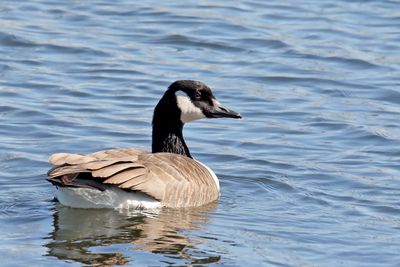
47, 80, 241, 209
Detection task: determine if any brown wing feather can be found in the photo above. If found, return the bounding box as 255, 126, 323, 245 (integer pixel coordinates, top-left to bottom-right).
47, 148, 219, 208
104, 167, 148, 184
91, 162, 144, 178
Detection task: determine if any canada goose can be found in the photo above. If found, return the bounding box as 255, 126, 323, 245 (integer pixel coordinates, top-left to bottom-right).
47, 80, 241, 209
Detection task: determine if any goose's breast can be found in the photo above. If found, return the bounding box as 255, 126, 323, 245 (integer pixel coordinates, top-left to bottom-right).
195, 160, 220, 192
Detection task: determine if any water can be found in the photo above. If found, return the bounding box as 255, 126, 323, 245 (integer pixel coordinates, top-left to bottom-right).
1, 0, 400, 266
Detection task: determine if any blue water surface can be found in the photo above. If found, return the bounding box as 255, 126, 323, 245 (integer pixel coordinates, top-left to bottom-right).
1, 0, 400, 266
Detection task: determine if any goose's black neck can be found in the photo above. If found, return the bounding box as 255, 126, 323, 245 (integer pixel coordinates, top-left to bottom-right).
151, 91, 192, 158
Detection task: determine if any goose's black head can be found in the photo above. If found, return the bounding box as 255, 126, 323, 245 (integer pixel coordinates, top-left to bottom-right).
152, 80, 241, 157
162, 80, 241, 123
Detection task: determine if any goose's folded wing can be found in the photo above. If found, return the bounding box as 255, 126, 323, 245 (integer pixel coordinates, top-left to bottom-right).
48, 149, 219, 207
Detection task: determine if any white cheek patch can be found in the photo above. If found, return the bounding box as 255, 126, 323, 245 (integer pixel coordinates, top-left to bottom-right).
176, 94, 206, 123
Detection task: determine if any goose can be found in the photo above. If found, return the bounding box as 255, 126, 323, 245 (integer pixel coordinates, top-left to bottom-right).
47, 80, 241, 209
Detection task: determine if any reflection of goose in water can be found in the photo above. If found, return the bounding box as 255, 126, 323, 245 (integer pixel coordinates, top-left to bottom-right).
45, 203, 219, 266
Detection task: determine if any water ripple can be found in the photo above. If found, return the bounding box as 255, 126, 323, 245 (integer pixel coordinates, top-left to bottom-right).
1, 0, 400, 266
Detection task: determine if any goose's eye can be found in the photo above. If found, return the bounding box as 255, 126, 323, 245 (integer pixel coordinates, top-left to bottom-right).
194, 91, 202, 100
